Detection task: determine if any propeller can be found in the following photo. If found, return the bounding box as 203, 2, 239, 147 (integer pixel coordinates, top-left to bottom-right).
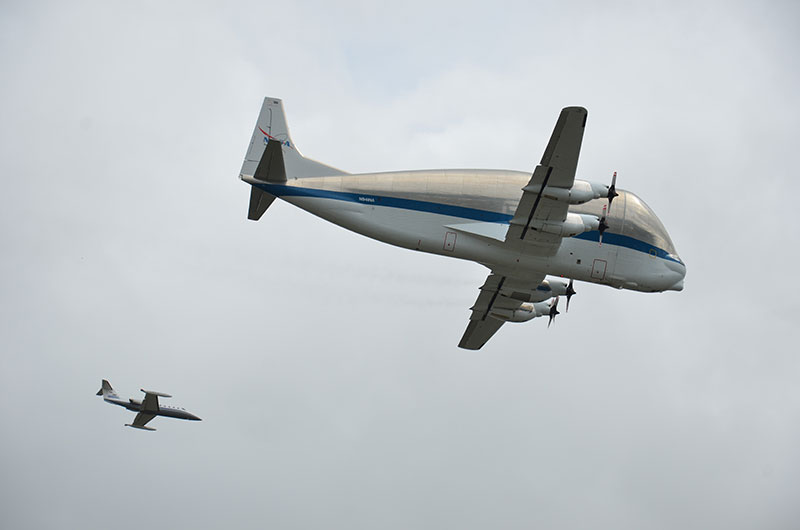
607, 171, 618, 213
598, 171, 618, 246
565, 279, 576, 312
598, 204, 609, 245
547, 296, 560, 328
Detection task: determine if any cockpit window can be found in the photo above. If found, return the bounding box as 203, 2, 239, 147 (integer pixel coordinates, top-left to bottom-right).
570, 190, 678, 257
620, 191, 677, 255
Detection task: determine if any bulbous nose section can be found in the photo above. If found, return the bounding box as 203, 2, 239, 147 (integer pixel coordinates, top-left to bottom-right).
665, 258, 686, 291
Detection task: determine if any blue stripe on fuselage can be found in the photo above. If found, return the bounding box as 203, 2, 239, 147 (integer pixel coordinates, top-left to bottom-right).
255, 183, 512, 223
254, 183, 681, 263
573, 232, 679, 262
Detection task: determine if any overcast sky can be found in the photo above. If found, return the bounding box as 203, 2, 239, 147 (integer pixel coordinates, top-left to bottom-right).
1, 1, 799, 528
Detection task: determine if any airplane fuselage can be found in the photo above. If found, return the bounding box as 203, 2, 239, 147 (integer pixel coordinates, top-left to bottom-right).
245, 169, 685, 293
102, 396, 201, 421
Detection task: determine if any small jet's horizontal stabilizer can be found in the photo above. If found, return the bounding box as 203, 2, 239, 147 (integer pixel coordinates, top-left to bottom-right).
125, 423, 156, 431
141, 389, 172, 398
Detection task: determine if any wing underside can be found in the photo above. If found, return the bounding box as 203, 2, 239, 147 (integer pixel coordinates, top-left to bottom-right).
127, 412, 157, 430
459, 272, 546, 350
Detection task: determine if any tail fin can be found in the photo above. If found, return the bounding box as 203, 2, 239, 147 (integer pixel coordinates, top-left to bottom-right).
239, 97, 347, 182
96, 379, 118, 397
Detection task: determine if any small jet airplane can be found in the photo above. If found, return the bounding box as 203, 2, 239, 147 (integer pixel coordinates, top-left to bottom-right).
239, 98, 686, 349
96, 380, 201, 431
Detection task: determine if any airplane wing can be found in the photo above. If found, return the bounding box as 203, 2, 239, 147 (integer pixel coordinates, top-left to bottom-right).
459, 272, 545, 350
141, 392, 160, 412
126, 412, 157, 430
506, 106, 587, 253
460, 108, 586, 350
140, 389, 171, 413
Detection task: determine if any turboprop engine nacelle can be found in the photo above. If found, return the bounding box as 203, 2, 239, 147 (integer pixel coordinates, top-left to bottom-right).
489, 301, 552, 322
535, 213, 600, 237
523, 179, 610, 205
505, 278, 570, 303
532, 278, 569, 301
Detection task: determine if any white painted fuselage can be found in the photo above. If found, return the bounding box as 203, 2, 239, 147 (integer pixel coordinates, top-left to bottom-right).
243, 168, 685, 294
239, 97, 686, 348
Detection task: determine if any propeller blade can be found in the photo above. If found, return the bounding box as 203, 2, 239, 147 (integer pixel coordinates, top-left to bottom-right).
598, 204, 608, 246
547, 297, 560, 328
565, 279, 576, 312
607, 171, 618, 213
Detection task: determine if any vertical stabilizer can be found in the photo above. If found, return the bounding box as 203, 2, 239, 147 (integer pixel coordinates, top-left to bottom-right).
96, 379, 118, 397
239, 97, 347, 180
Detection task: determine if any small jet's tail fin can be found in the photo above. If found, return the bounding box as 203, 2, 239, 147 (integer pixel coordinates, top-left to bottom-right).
96, 379, 118, 397
239, 97, 347, 182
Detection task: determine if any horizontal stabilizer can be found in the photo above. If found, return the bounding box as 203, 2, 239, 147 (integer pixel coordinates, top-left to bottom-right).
141, 389, 172, 398
126, 423, 156, 431
254, 140, 286, 183
248, 187, 276, 220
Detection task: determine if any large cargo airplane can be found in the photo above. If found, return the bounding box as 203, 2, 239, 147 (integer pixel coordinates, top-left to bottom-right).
239, 98, 685, 349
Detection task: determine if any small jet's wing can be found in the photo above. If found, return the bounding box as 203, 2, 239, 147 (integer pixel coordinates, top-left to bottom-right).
126, 412, 156, 431
506, 107, 587, 253
459, 272, 545, 350
140, 389, 170, 412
